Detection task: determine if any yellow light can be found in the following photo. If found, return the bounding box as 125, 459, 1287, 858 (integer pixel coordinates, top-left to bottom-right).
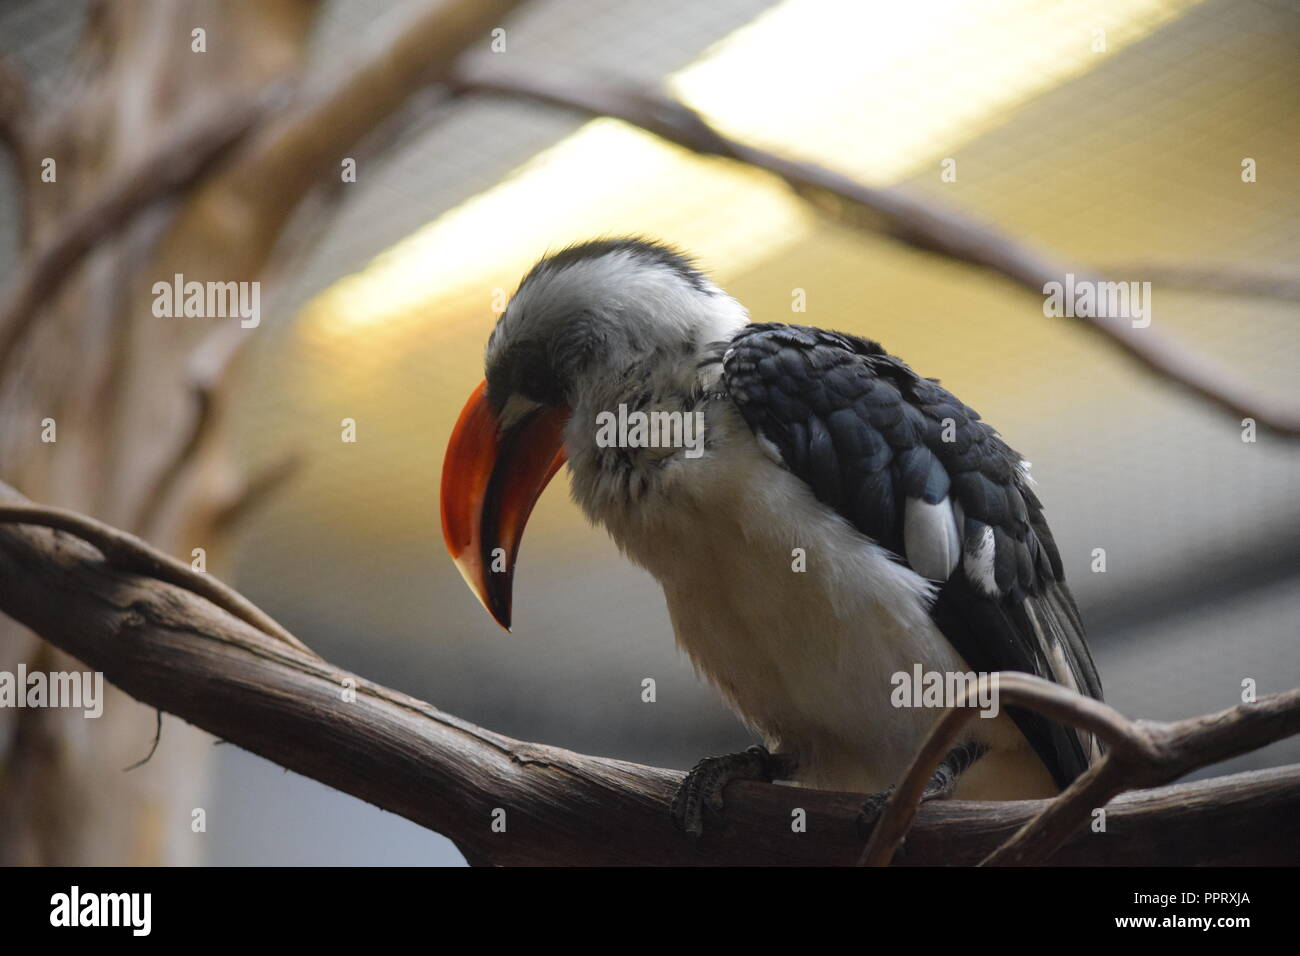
299, 0, 1203, 351
300, 120, 809, 343
673, 0, 1202, 183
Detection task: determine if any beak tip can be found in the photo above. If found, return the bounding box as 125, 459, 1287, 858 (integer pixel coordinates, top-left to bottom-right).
489, 594, 512, 632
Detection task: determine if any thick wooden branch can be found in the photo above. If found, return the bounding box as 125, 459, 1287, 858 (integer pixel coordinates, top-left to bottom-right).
0, 501, 308, 655
450, 65, 1300, 437
0, 481, 1297, 865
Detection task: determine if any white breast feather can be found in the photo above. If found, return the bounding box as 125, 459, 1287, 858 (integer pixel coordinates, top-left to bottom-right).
587, 398, 1056, 798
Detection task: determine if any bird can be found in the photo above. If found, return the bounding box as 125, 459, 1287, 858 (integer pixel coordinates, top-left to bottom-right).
440, 237, 1103, 838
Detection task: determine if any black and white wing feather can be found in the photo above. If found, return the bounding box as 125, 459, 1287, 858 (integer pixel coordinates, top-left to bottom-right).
720, 323, 1102, 787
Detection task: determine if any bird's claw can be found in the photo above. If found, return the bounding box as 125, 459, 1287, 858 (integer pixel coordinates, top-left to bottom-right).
671, 744, 774, 839
856, 786, 896, 840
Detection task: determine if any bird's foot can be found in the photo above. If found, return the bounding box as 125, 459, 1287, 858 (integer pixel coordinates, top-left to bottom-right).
671, 744, 784, 839
855, 786, 898, 840
855, 785, 945, 839
855, 741, 991, 839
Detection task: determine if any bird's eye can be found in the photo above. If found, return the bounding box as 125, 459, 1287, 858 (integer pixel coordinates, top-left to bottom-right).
518, 365, 550, 402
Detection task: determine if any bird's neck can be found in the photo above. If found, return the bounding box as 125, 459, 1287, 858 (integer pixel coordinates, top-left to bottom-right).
562, 302, 746, 526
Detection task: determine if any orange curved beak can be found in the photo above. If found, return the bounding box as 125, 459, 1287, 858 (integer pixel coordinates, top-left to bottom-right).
440, 380, 568, 630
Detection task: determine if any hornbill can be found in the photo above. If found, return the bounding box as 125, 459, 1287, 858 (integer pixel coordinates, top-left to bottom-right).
440, 238, 1103, 837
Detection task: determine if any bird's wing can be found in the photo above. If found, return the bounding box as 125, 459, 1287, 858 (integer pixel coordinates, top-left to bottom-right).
720, 323, 1102, 787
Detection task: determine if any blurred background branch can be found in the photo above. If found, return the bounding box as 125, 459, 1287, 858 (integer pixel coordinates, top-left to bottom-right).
0, 0, 524, 866
449, 63, 1300, 436
1102, 264, 1300, 302
0, 90, 276, 377
0, 52, 31, 246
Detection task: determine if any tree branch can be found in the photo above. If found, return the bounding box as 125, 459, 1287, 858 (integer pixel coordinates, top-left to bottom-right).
983, 677, 1300, 866
0, 480, 1296, 865
449, 64, 1300, 437
860, 673, 1300, 866
209, 452, 304, 538
0, 499, 308, 655
133, 322, 262, 537
1107, 263, 1300, 301
0, 51, 27, 162
182, 0, 527, 273
0, 52, 34, 252
0, 52, 29, 160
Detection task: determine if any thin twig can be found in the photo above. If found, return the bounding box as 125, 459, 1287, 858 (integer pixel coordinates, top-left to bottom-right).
983, 682, 1300, 866
210, 452, 303, 537
859, 673, 1143, 865
134, 322, 255, 536
122, 708, 164, 772
450, 65, 1300, 437
859, 672, 1300, 866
